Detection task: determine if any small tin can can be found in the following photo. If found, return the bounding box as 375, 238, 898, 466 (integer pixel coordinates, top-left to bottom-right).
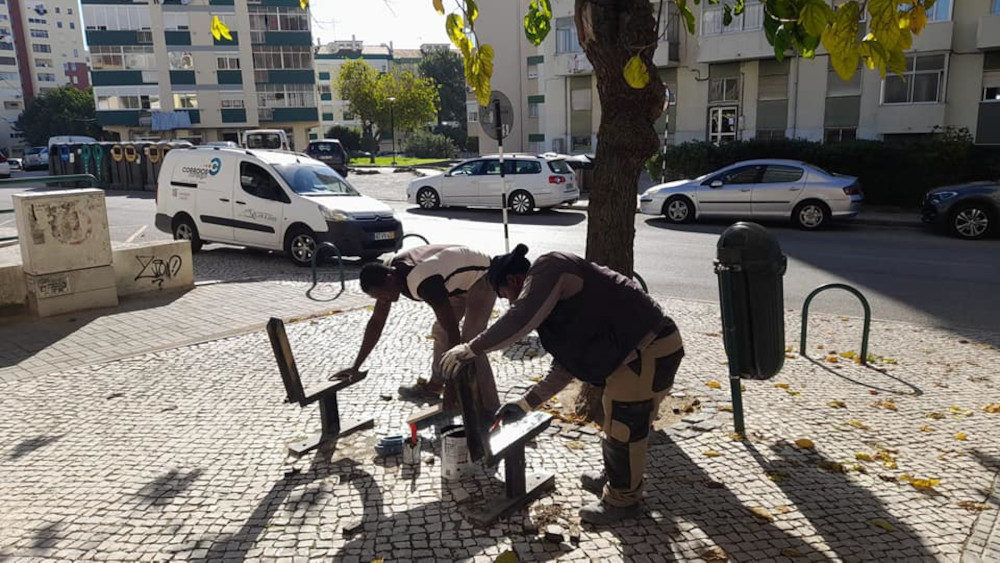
402, 437, 421, 465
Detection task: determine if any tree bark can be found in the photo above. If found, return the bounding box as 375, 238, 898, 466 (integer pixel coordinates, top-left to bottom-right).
572, 0, 665, 420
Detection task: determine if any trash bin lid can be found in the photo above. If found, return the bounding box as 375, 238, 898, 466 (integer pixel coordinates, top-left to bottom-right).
716, 222, 787, 274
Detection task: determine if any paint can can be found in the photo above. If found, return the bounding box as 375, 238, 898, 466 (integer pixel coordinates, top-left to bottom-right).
402, 437, 421, 466
440, 424, 474, 481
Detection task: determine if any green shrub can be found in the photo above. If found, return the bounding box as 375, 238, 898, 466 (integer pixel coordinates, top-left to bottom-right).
646, 130, 1000, 207
325, 126, 361, 151
405, 131, 457, 159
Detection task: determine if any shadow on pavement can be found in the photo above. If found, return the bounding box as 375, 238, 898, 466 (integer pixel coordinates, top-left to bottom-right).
741, 438, 935, 560
801, 357, 923, 397
134, 468, 204, 508
5, 435, 63, 460
406, 207, 586, 227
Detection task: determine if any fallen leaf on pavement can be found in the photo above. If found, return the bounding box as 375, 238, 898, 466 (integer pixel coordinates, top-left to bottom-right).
868, 518, 896, 532
956, 501, 992, 512
840, 351, 857, 360
828, 400, 847, 409
766, 472, 784, 483
919, 426, 934, 432
749, 506, 774, 521
774, 505, 794, 514
819, 461, 847, 473
706, 380, 722, 389
848, 420, 870, 430
984, 403, 1000, 414
870, 399, 898, 411
787, 389, 801, 396
869, 390, 880, 395
900, 474, 940, 491
728, 432, 744, 441
874, 450, 898, 469
718, 405, 734, 412
774, 383, 790, 389
955, 432, 968, 441
565, 441, 586, 450
949, 406, 973, 417
927, 412, 945, 420
700, 547, 728, 562
855, 452, 874, 462
702, 451, 722, 457
826, 356, 839, 364
781, 548, 804, 558
794, 438, 815, 449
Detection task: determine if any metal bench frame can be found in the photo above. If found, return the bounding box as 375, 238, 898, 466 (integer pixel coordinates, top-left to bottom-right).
266, 317, 374, 455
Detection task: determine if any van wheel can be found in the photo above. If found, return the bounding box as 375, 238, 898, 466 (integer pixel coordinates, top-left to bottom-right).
509, 190, 535, 215
173, 216, 203, 252
285, 227, 318, 267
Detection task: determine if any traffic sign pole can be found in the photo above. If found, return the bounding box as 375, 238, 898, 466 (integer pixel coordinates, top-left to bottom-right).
495, 98, 509, 253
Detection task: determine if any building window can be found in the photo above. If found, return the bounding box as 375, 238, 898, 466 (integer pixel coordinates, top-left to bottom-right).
38, 73, 56, 82
702, 0, 763, 35
883, 54, 946, 104
571, 135, 591, 151
162, 13, 190, 31
173, 93, 198, 109
0, 71, 18, 81
257, 84, 316, 108
217, 55, 241, 70
32, 44, 52, 54
34, 58, 52, 68
528, 102, 540, 118
984, 87, 1000, 102
0, 43, 12, 51
570, 88, 591, 111
69, 22, 74, 29
555, 17, 583, 54
168, 51, 194, 70
27, 18, 46, 25
319, 84, 331, 95
29, 29, 48, 38
709, 77, 739, 103
708, 106, 738, 144
251, 46, 312, 69
56, 21, 61, 28
756, 129, 784, 141
68, 8, 72, 15
827, 60, 863, 97
0, 57, 15, 65
248, 6, 310, 31
221, 96, 245, 108
3, 101, 21, 110
824, 127, 857, 144
994, 0, 1000, 14
527, 64, 538, 79
96, 94, 159, 111
901, 0, 950, 22
343, 111, 354, 120
83, 5, 151, 31
467, 110, 478, 123
91, 46, 155, 70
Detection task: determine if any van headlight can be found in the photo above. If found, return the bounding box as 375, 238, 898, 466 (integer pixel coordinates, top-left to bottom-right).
319, 205, 351, 222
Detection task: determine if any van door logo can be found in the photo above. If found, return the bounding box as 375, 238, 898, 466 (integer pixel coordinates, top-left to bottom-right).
209, 158, 221, 176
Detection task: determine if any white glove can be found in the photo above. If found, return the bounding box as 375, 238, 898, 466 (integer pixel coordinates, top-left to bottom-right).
440, 344, 477, 380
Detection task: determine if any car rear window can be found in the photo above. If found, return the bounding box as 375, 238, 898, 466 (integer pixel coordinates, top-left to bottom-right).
310, 142, 342, 154
513, 160, 542, 174
761, 165, 804, 183
547, 159, 572, 174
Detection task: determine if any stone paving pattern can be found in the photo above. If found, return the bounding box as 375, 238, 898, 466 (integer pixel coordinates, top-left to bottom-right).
2, 293, 998, 562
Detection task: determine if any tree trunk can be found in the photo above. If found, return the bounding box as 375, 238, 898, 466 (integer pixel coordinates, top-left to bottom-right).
572, 0, 665, 421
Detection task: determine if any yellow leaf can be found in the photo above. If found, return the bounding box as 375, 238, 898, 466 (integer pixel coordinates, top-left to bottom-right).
868, 518, 895, 532
840, 351, 857, 359
623, 55, 650, 89
432, 0, 445, 15
855, 452, 873, 462
956, 501, 992, 512
702, 450, 722, 457
766, 472, 784, 482
909, 5, 927, 32
919, 426, 934, 432
927, 412, 945, 420
955, 432, 968, 441
870, 399, 898, 411
848, 419, 869, 430
828, 400, 847, 409
984, 403, 1000, 414
794, 438, 815, 450
781, 548, 804, 558
787, 390, 801, 396
700, 548, 728, 562
565, 440, 586, 450
495, 550, 518, 563
873, 449, 898, 469
900, 474, 940, 490
300, 0, 309, 9
949, 406, 973, 417
773, 383, 790, 389
718, 405, 733, 412
825, 355, 839, 364
749, 506, 774, 521
819, 461, 847, 473
706, 380, 722, 389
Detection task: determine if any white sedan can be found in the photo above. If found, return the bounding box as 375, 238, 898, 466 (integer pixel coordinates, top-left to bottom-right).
407, 155, 579, 214
639, 159, 863, 230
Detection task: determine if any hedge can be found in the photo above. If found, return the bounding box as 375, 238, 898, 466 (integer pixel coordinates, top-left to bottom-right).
405, 131, 458, 159
646, 132, 1000, 207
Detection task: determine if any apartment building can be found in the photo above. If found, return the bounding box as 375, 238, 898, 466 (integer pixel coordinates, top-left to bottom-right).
83, 0, 319, 149
0, 0, 89, 155
471, 0, 1000, 153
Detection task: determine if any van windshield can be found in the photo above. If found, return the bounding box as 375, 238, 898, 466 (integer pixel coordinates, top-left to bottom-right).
246, 134, 283, 149
274, 164, 359, 196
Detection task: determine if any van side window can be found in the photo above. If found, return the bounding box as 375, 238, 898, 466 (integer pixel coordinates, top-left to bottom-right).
240, 162, 288, 203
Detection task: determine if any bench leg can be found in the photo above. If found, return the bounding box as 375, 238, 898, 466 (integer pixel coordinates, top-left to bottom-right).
286, 392, 375, 456
468, 443, 555, 527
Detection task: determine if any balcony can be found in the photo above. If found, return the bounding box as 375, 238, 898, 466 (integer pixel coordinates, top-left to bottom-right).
978, 14, 1000, 50
696, 3, 774, 63
910, 20, 953, 52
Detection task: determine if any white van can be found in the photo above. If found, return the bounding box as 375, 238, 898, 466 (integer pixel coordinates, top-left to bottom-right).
154, 147, 402, 265
243, 129, 290, 151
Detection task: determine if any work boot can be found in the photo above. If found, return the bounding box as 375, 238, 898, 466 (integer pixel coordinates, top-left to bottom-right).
579, 500, 642, 525
398, 379, 442, 402
580, 470, 607, 496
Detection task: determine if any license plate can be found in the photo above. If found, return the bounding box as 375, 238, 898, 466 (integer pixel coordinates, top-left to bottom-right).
373, 231, 396, 241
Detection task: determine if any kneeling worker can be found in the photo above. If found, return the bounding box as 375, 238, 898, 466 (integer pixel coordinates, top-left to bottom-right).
442, 244, 684, 524
349, 244, 500, 413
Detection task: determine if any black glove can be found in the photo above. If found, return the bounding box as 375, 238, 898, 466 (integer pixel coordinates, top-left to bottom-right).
493, 398, 530, 428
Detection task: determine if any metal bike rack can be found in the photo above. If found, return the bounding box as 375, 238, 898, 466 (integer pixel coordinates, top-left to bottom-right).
309, 242, 346, 296
394, 233, 429, 251
800, 283, 872, 366
0, 174, 100, 242
633, 272, 649, 293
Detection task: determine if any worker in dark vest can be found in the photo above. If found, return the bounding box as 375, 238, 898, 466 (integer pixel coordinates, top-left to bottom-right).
348, 244, 499, 413
441, 244, 684, 524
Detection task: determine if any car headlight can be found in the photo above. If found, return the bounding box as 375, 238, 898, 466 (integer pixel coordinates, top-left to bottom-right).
928, 191, 957, 204
319, 205, 351, 222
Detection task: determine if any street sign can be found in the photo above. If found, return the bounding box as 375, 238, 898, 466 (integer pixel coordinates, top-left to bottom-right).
479, 91, 513, 141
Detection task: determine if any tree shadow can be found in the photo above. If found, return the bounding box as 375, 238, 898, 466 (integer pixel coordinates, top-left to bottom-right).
406, 207, 586, 226
799, 357, 923, 397
6, 435, 62, 460
739, 438, 936, 560
133, 468, 203, 507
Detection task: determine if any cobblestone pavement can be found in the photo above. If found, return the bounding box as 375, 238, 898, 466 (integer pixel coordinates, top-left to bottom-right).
1, 296, 998, 562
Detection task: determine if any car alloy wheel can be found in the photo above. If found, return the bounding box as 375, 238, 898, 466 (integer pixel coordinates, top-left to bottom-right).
174, 223, 194, 241
510, 191, 534, 215
291, 232, 316, 264
417, 188, 439, 210
797, 204, 826, 229
667, 199, 690, 222
954, 207, 990, 239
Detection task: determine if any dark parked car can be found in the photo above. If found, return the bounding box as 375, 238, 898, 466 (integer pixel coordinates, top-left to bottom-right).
306, 139, 349, 177
922, 181, 999, 240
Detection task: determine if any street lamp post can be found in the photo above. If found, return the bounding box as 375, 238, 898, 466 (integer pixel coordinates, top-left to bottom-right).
387, 96, 397, 166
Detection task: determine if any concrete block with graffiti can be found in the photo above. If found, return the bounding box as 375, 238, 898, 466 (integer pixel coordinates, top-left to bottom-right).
113, 240, 194, 297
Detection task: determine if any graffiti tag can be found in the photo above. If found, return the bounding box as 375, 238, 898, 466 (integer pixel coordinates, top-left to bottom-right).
135, 254, 183, 288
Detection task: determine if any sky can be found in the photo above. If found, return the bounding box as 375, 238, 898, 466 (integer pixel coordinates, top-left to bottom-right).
309, 1, 451, 49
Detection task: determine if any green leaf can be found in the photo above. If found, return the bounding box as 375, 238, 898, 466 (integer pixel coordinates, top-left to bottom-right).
680, 3, 696, 34
524, 0, 553, 46
446, 13, 466, 47
733, 0, 746, 16
433, 0, 445, 15
723, 4, 733, 27
466, 0, 479, 22
624, 55, 650, 89
800, 0, 833, 37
